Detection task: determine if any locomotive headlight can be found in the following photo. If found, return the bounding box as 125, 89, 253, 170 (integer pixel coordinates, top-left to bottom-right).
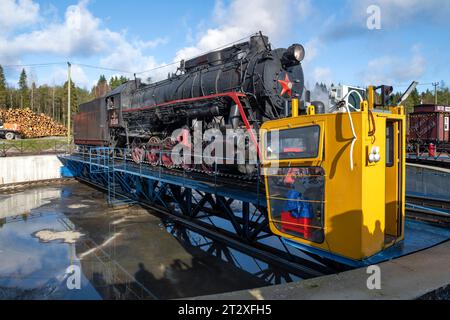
287, 44, 305, 62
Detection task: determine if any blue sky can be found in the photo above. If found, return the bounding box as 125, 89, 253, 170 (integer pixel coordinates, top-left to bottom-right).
1, 0, 449, 93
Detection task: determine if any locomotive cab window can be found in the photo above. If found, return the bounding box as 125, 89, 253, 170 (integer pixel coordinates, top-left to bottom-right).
107, 97, 115, 110
265, 125, 321, 161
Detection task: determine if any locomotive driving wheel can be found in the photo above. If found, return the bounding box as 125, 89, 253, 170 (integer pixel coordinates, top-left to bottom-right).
161, 137, 175, 168
131, 139, 145, 164
132, 146, 145, 164
146, 136, 161, 166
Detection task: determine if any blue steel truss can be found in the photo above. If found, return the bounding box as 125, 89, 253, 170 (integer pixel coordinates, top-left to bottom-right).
89, 147, 109, 173
60, 147, 270, 242
88, 147, 136, 205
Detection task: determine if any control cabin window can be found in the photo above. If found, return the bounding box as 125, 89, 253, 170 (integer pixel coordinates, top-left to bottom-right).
386, 122, 394, 167
267, 167, 325, 243
265, 125, 320, 160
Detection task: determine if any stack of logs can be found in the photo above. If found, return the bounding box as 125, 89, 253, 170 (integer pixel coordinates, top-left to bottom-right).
0, 108, 67, 138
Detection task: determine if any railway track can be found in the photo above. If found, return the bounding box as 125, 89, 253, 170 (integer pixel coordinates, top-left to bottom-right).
406, 154, 450, 169
406, 195, 450, 227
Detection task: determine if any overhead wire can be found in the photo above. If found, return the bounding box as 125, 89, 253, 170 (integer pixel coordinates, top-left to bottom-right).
70, 62, 135, 75
1, 62, 66, 69
4, 32, 443, 93
392, 82, 436, 88
1, 32, 260, 79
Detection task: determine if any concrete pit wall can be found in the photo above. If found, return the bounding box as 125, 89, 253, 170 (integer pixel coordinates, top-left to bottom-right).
0, 155, 63, 185
406, 164, 450, 199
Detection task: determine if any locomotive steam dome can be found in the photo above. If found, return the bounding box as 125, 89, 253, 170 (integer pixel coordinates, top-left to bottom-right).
129, 34, 305, 121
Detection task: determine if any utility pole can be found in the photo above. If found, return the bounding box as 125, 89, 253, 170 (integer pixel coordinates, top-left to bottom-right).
52, 86, 55, 120
31, 83, 34, 111
9, 87, 12, 109
67, 62, 71, 146
432, 82, 439, 106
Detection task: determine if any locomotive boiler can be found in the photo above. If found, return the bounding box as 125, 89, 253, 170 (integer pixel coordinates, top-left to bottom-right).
74, 34, 306, 174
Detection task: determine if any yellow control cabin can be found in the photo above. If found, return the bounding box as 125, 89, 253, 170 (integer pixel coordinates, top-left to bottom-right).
261, 87, 406, 264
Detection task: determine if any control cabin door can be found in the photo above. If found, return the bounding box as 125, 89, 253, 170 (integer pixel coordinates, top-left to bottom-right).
385, 120, 403, 239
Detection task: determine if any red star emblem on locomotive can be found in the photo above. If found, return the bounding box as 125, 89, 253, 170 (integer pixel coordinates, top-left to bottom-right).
278, 73, 293, 97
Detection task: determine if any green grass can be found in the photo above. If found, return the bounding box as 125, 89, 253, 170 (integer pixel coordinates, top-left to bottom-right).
0, 136, 70, 155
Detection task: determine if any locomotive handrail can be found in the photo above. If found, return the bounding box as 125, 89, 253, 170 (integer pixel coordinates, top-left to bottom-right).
122, 92, 247, 113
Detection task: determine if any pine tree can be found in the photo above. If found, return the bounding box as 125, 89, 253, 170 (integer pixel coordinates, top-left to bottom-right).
18, 69, 29, 108
64, 80, 79, 117
109, 75, 129, 90
0, 65, 6, 108
92, 74, 110, 98
119, 76, 129, 83
109, 76, 118, 90
399, 88, 422, 114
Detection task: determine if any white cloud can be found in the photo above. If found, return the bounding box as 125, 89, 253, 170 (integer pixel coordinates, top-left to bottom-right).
175, 0, 293, 62
295, 0, 313, 21
47, 64, 92, 89
304, 38, 322, 63
312, 67, 332, 85
2, 2, 106, 58
0, 0, 169, 81
360, 46, 426, 85
0, 0, 40, 31
0, 0, 321, 87
137, 37, 169, 50
99, 40, 171, 82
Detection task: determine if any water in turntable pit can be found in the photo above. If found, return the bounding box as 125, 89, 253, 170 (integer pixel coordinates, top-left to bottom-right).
0, 182, 268, 300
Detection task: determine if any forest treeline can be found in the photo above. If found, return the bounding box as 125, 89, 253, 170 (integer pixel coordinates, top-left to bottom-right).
0, 65, 128, 125
1, 64, 449, 125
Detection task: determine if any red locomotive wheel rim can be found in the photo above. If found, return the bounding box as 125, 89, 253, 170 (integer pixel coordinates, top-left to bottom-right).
146, 137, 161, 166
146, 148, 160, 166
162, 138, 174, 168
162, 154, 173, 167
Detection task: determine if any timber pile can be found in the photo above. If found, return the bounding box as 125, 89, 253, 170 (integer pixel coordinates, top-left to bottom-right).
0, 108, 67, 138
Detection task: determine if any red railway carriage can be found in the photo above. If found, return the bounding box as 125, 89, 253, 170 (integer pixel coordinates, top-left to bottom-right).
408, 104, 450, 146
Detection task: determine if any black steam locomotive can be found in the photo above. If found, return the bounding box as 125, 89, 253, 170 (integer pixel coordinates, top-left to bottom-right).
74, 34, 306, 174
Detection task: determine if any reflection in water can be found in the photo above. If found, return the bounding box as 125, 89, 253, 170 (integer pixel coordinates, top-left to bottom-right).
0, 188, 60, 219
33, 229, 84, 244
0, 182, 268, 300
0, 187, 101, 299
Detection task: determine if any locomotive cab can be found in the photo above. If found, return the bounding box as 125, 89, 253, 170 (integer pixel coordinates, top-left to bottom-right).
261, 88, 406, 266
